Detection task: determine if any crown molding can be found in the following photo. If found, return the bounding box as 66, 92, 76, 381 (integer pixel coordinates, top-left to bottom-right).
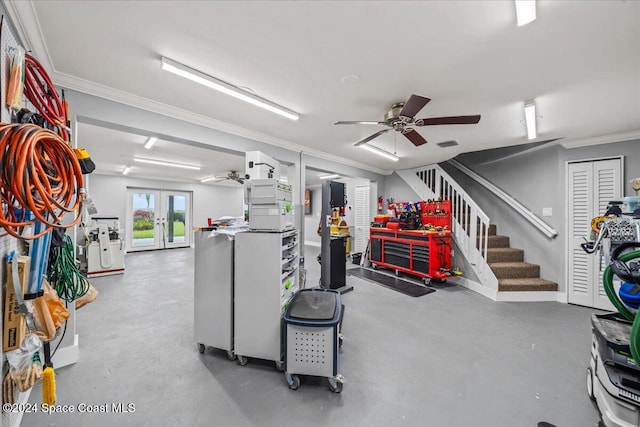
560, 130, 640, 149
4, 0, 390, 176
3, 0, 53, 70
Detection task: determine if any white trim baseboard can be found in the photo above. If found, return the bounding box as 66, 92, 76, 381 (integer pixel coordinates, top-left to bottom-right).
495, 291, 566, 302
304, 241, 321, 248
449, 276, 498, 300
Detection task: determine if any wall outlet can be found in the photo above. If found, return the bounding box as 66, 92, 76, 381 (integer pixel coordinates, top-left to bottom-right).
542, 207, 553, 217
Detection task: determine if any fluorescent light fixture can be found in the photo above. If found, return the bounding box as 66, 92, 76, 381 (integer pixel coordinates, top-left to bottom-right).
524, 100, 537, 140
134, 158, 201, 170
515, 0, 536, 26
161, 57, 299, 121
144, 137, 157, 149
358, 144, 400, 162
279, 176, 288, 183
200, 176, 218, 183
122, 166, 131, 175
319, 174, 340, 180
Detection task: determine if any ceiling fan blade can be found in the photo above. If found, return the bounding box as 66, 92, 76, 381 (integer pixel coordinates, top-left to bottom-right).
414, 115, 481, 126
334, 121, 389, 126
354, 128, 393, 146
402, 128, 428, 146
399, 95, 431, 119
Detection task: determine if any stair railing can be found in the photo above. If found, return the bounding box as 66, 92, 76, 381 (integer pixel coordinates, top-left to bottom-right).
396, 165, 499, 291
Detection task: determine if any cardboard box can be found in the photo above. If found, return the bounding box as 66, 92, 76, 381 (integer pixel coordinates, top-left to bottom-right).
3, 255, 30, 352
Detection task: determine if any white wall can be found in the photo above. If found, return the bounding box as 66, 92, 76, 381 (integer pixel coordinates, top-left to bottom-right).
87, 174, 244, 232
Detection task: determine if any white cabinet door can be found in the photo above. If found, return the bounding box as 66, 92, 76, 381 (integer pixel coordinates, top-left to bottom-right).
567, 158, 621, 309
354, 185, 371, 254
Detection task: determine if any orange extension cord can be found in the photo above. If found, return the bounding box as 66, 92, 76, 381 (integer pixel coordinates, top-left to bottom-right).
0, 123, 83, 239
24, 53, 69, 141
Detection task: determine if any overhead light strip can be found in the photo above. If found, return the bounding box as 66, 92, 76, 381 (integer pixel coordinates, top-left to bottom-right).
134, 158, 201, 170
515, 0, 536, 26
144, 137, 157, 149
319, 174, 340, 180
358, 144, 400, 162
200, 176, 218, 183
122, 166, 131, 175
524, 100, 537, 140
161, 57, 299, 121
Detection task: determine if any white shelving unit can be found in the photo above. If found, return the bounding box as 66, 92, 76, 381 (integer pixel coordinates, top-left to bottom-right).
234, 229, 298, 367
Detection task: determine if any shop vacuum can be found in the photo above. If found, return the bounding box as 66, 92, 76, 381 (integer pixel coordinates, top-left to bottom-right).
585, 233, 640, 426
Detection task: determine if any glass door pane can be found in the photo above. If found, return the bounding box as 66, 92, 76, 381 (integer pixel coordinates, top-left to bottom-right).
163, 191, 190, 249
127, 189, 161, 251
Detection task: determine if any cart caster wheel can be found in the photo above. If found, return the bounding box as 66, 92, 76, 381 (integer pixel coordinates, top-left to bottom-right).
226, 350, 236, 361
395, 270, 399, 277
328, 377, 344, 393
371, 264, 377, 270
286, 374, 300, 390
197, 343, 205, 354
423, 278, 431, 286
237, 355, 248, 366
275, 361, 284, 372
586, 367, 595, 401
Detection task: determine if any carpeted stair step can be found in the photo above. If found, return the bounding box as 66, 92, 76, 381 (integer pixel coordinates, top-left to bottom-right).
483, 235, 510, 248
498, 278, 558, 292
487, 248, 524, 263
489, 262, 540, 279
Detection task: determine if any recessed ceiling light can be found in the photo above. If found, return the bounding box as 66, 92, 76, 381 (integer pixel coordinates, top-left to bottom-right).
515, 0, 536, 26
524, 100, 537, 140
358, 144, 400, 162
144, 137, 157, 149
134, 158, 201, 170
161, 57, 299, 121
319, 174, 340, 180
122, 166, 131, 175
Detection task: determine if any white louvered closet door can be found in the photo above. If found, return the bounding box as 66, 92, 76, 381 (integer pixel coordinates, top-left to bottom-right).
568, 158, 621, 309
354, 185, 371, 254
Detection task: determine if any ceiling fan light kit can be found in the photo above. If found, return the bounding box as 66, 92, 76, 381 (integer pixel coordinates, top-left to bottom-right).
160, 57, 299, 121
337, 94, 481, 156
524, 100, 537, 140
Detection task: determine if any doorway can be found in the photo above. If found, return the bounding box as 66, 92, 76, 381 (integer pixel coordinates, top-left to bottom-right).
126, 188, 192, 252
567, 157, 622, 310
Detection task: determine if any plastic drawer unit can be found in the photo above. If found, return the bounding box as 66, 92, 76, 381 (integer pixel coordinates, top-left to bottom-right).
283, 288, 345, 392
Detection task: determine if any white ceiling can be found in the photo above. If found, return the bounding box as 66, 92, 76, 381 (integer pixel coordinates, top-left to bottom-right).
7, 0, 640, 176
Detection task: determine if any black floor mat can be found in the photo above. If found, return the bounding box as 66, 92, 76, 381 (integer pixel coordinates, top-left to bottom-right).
347, 268, 435, 297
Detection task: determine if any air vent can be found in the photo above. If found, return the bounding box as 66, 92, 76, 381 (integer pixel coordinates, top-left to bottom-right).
437, 140, 458, 148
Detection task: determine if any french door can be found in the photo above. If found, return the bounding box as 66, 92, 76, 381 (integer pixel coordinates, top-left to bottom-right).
126, 188, 192, 252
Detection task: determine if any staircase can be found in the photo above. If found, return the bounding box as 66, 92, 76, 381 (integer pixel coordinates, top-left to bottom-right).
396, 164, 560, 301
484, 224, 558, 292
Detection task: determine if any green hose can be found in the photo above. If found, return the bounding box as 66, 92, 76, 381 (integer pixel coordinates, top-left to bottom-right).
48, 234, 90, 302
603, 250, 640, 362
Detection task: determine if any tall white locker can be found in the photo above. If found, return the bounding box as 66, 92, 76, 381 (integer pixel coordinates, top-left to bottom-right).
234, 229, 298, 367
194, 230, 235, 359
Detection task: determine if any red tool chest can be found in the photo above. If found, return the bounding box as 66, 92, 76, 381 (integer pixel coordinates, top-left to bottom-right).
369, 228, 453, 283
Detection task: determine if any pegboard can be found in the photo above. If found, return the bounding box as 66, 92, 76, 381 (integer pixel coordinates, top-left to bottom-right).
0, 4, 32, 427
1, 5, 24, 124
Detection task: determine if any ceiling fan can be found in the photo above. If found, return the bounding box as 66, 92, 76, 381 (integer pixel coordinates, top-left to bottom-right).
335, 94, 481, 147
213, 171, 245, 184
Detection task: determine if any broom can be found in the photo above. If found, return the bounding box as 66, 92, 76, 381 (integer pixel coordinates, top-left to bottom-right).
42, 341, 56, 405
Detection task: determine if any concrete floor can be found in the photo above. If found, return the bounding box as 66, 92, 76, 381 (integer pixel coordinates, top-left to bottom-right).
24, 245, 602, 427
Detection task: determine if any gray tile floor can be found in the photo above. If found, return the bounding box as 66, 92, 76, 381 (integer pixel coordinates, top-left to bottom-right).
24, 246, 602, 427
